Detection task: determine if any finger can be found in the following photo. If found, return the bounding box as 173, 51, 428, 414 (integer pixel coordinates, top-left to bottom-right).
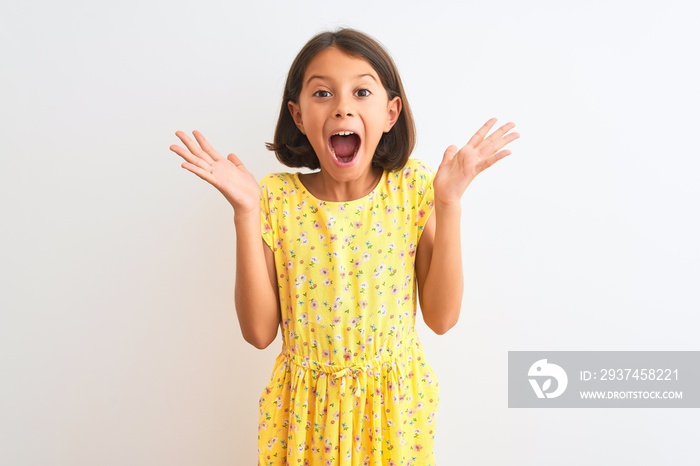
227, 152, 246, 168
181, 161, 218, 185
477, 131, 520, 157
465, 117, 497, 148
170, 143, 212, 173
175, 130, 216, 165
492, 149, 512, 163
482, 149, 512, 171
476, 124, 518, 155
441, 145, 459, 165
192, 130, 224, 162
480, 122, 516, 146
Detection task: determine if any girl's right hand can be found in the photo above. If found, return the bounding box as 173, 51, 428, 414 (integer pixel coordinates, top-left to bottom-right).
169, 130, 261, 214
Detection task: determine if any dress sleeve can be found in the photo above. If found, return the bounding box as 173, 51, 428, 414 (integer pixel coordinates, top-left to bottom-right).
412, 159, 436, 237
259, 175, 275, 249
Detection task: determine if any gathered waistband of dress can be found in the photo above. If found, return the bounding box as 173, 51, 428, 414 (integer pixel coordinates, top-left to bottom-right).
281, 335, 418, 380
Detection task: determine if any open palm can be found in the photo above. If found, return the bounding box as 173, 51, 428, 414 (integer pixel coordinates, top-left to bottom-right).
433, 118, 519, 207
169, 130, 260, 214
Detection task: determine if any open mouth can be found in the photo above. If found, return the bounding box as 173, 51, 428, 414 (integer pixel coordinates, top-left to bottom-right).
329, 131, 361, 165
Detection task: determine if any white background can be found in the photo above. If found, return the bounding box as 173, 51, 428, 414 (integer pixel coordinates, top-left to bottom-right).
1, 0, 699, 464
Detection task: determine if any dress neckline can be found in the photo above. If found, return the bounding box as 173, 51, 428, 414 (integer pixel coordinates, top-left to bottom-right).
294, 169, 387, 205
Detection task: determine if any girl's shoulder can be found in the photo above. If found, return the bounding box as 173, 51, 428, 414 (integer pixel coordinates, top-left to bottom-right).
405, 157, 434, 172
393, 157, 434, 175
259, 171, 299, 192
386, 158, 436, 185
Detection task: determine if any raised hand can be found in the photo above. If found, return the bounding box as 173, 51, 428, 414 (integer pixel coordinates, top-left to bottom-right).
433, 118, 519, 208
169, 130, 261, 214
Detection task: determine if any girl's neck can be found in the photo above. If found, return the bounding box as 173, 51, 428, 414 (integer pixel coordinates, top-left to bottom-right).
300, 166, 383, 202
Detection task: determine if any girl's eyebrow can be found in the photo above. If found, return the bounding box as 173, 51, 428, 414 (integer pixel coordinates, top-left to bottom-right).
305, 73, 379, 86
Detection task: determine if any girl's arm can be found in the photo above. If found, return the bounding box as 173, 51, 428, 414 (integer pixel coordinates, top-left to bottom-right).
170, 130, 280, 349
416, 204, 462, 334
233, 212, 281, 349
416, 118, 519, 334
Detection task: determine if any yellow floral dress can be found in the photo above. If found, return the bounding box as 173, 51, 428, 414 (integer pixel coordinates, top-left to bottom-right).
258, 158, 440, 465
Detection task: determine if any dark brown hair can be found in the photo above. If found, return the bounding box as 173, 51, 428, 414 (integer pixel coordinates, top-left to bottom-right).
266, 28, 416, 171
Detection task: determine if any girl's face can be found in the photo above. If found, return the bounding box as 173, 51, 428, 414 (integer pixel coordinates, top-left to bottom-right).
288, 47, 401, 185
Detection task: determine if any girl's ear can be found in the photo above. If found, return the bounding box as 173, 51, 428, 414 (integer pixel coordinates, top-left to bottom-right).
288, 101, 305, 134
384, 96, 402, 133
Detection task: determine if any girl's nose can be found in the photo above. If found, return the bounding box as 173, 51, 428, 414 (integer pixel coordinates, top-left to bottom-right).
334, 97, 354, 118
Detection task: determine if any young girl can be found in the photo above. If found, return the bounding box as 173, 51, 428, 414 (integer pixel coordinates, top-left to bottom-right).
170, 28, 518, 466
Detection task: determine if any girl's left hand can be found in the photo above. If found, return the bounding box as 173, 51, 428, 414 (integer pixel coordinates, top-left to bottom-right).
433, 118, 519, 208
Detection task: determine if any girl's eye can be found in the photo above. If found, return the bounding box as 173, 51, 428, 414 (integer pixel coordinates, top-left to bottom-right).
355, 89, 372, 97
313, 90, 331, 98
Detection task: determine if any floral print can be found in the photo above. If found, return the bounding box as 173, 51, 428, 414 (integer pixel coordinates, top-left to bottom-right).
258, 159, 439, 465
